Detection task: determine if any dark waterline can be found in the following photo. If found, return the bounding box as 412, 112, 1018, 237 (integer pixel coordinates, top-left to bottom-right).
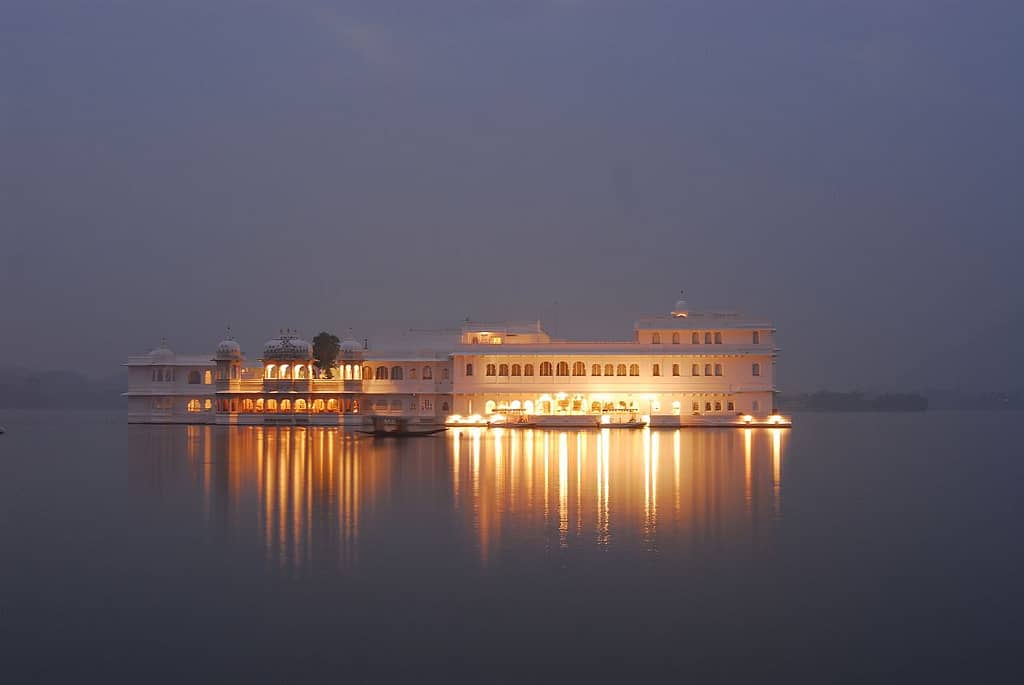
0, 410, 1020, 681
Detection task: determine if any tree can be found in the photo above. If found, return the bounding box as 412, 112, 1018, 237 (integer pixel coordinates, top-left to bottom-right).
312, 332, 341, 378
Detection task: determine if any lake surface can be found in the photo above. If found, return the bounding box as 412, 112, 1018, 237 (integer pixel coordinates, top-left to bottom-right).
1, 410, 1021, 681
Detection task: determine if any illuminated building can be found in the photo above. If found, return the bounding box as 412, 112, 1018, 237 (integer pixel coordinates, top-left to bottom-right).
125, 295, 787, 427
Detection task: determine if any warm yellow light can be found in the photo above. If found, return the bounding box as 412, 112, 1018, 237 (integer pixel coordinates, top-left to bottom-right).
447, 414, 462, 423
641, 414, 650, 424
556, 392, 567, 401
467, 414, 483, 424
489, 414, 506, 424
769, 414, 782, 425
743, 414, 753, 423
601, 415, 611, 424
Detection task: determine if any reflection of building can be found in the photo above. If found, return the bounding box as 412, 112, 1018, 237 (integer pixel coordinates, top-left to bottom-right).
125, 295, 785, 427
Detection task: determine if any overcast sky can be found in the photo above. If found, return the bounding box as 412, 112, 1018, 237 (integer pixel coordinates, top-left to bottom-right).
2, 1, 1022, 391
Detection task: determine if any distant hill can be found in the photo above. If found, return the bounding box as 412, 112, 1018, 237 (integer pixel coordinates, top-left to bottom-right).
0, 369, 126, 409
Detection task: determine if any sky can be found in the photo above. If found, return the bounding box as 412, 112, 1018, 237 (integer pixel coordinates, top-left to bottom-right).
2, 0, 1022, 391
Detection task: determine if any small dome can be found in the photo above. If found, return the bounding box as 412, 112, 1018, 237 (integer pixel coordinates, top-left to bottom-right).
340, 337, 360, 354
149, 340, 174, 360
215, 338, 242, 360
263, 329, 313, 360
672, 292, 689, 318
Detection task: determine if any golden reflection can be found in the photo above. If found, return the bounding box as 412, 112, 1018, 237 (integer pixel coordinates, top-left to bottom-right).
130, 424, 787, 574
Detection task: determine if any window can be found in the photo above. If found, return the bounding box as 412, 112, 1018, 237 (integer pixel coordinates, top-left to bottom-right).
466, 363, 473, 376
486, 364, 496, 376
652, 363, 660, 376
604, 364, 614, 376
714, 401, 722, 411
295, 399, 307, 411
511, 364, 521, 376
266, 399, 277, 413
727, 401, 735, 411
279, 399, 291, 412
187, 399, 201, 412
672, 332, 680, 344
629, 364, 639, 376
705, 402, 712, 412
692, 402, 700, 413
672, 363, 680, 376
499, 364, 509, 376
572, 362, 586, 376
363, 366, 372, 380
540, 362, 553, 376
204, 399, 212, 410
188, 370, 201, 384
442, 367, 450, 380
753, 400, 760, 412
391, 366, 403, 380
752, 363, 761, 377
556, 361, 569, 376
524, 364, 534, 376
422, 366, 432, 380
230, 366, 238, 379
691, 364, 700, 376
375, 367, 388, 380
616, 364, 627, 376
704, 363, 712, 376
652, 332, 661, 344
704, 332, 712, 344
714, 332, 722, 344
692, 332, 700, 344
714, 364, 722, 376
409, 368, 418, 380
442, 401, 450, 411
753, 331, 760, 345
421, 399, 433, 411
591, 363, 601, 376
203, 370, 212, 384
327, 399, 338, 412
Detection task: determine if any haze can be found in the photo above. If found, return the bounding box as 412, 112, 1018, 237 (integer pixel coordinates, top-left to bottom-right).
3, 1, 1021, 392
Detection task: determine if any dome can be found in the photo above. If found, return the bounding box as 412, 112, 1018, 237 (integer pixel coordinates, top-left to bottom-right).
215, 338, 242, 360
263, 329, 313, 360
340, 337, 361, 354
149, 340, 174, 360
672, 292, 689, 318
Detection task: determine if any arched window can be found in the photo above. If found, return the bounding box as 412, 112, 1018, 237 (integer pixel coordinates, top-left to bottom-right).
391, 366, 403, 380
311, 399, 324, 413
486, 364, 496, 376
556, 361, 569, 376
279, 364, 290, 379
752, 363, 761, 377
511, 364, 521, 376
591, 363, 601, 376
672, 332, 680, 344
472, 336, 479, 344
266, 399, 277, 413
297, 365, 308, 379
295, 399, 307, 412
242, 398, 254, 412
466, 363, 473, 376
691, 364, 700, 376
230, 366, 238, 379
672, 363, 680, 376
409, 368, 418, 380
230, 399, 239, 412
572, 362, 586, 376
363, 365, 372, 380
652, 332, 661, 344
279, 399, 291, 412
714, 332, 722, 344
727, 400, 735, 412
376, 367, 388, 380
524, 364, 534, 376
423, 366, 432, 379
204, 399, 212, 410
187, 399, 201, 412
327, 398, 338, 412
485, 400, 496, 414
442, 368, 450, 380
540, 362, 553, 376
714, 401, 722, 411
704, 363, 712, 376
652, 363, 660, 376
499, 364, 509, 376
254, 398, 264, 413
705, 402, 712, 412
714, 363, 722, 376
616, 364, 627, 376
753, 331, 760, 344
187, 370, 201, 384
441, 401, 449, 412
203, 370, 212, 384
692, 332, 700, 344
629, 364, 639, 376
604, 364, 614, 376
704, 332, 712, 344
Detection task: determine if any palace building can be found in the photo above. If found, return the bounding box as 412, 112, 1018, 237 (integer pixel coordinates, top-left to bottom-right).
125, 296, 788, 428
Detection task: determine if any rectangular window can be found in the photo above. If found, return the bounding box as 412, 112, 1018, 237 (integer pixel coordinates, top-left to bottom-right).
714, 332, 722, 344
421, 399, 433, 411
691, 364, 700, 376
672, 364, 680, 376
466, 363, 473, 376
714, 364, 722, 376
752, 363, 761, 377
652, 364, 660, 376
752, 400, 760, 412
752, 331, 760, 345
714, 401, 722, 411
727, 400, 735, 411
692, 402, 699, 412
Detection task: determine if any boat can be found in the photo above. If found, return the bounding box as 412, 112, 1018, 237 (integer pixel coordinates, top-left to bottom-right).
356, 416, 448, 437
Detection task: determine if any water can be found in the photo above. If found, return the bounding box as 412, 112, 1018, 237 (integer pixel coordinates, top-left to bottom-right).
0, 410, 1021, 681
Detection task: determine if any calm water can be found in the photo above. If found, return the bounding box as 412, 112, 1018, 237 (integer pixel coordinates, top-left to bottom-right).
0, 410, 1021, 681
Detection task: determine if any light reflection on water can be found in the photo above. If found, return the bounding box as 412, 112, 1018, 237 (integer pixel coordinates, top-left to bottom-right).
131, 425, 787, 576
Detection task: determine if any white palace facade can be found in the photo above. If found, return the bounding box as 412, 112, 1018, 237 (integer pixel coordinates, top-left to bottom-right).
125, 297, 788, 428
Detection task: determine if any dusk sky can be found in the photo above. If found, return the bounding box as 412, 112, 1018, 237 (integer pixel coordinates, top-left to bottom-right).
2, 1, 1021, 391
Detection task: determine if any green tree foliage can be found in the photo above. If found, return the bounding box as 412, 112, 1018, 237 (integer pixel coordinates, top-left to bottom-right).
312, 332, 341, 378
